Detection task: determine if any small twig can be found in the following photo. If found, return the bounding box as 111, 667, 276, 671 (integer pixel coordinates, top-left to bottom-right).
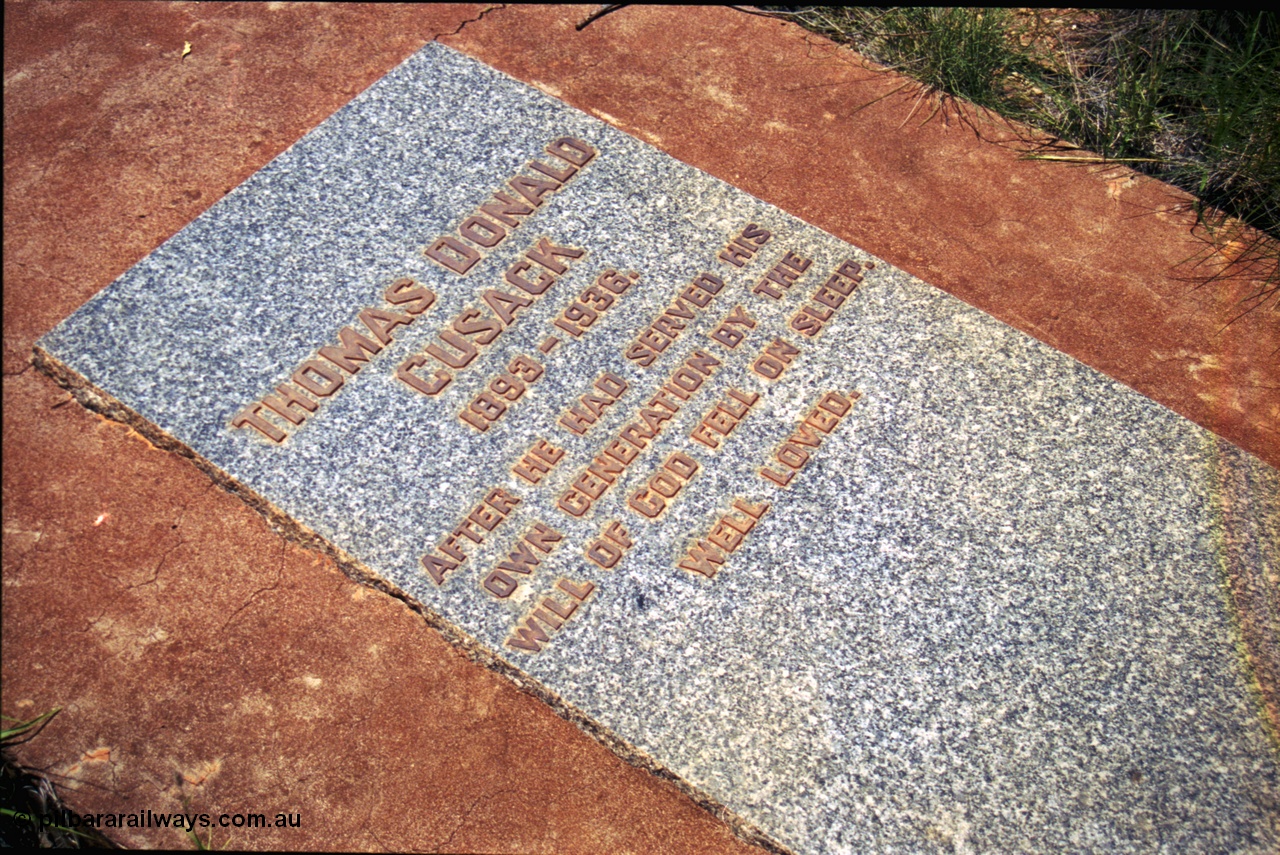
848, 80, 914, 116
576, 4, 625, 31
919, 95, 945, 128
580, 5, 799, 32
1019, 154, 1167, 163
726, 6, 798, 21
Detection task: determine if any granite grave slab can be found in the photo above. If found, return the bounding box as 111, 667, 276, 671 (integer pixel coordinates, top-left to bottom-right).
35, 42, 1279, 853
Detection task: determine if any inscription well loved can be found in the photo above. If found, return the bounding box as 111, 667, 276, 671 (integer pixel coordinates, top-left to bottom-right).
38, 43, 1279, 854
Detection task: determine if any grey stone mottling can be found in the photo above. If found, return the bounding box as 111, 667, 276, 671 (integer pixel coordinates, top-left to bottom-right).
38, 43, 1279, 854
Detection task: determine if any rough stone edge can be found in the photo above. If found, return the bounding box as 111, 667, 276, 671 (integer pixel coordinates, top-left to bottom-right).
1210, 439, 1280, 753
29, 344, 796, 855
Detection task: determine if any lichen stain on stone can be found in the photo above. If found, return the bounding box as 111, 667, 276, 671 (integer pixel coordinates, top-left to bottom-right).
1150, 348, 1224, 382
65, 746, 115, 778
591, 108, 622, 127
180, 758, 222, 787
1186, 353, 1224, 380
1106, 174, 1138, 201
91, 616, 170, 664
83, 746, 112, 764
531, 80, 562, 98
700, 84, 747, 115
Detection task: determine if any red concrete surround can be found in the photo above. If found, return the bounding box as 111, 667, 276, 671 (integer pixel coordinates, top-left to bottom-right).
5, 3, 1276, 851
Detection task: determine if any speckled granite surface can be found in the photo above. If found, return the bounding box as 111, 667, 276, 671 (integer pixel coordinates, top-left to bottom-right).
37, 43, 1279, 854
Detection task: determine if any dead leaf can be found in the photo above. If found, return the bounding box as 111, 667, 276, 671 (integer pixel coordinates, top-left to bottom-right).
181, 41, 192, 60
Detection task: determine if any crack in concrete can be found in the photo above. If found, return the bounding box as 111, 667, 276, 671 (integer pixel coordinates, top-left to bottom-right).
545, 780, 595, 814
13, 85, 118, 206
123, 491, 201, 593
366, 823, 392, 853
438, 786, 518, 851
436, 4, 504, 41
84, 484, 209, 599
218, 539, 287, 633
68, 592, 120, 636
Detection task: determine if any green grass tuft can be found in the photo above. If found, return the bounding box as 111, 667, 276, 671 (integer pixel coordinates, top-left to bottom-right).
774, 8, 1280, 314
2, 710, 121, 848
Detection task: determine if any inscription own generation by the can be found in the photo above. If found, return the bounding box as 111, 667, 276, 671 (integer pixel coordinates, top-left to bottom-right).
229, 133, 867, 653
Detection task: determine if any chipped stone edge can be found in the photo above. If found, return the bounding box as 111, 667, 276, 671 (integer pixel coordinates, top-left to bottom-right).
31, 344, 798, 855
1210, 444, 1280, 752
